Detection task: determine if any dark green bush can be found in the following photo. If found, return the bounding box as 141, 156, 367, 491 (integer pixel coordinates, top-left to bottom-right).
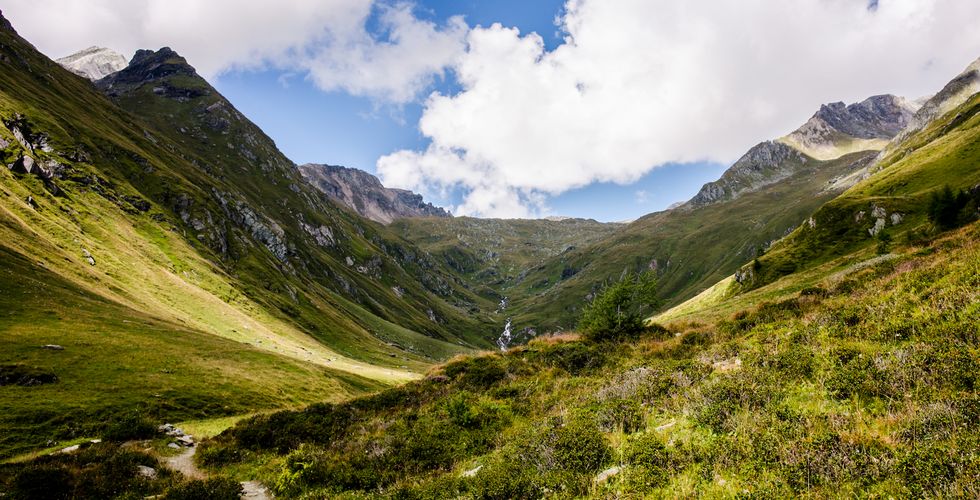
163, 477, 242, 500
6, 443, 165, 500
103, 412, 158, 442
825, 351, 891, 400
443, 355, 508, 390
550, 417, 612, 473
695, 373, 777, 433
10, 465, 73, 499
528, 341, 606, 375
623, 432, 670, 488
469, 452, 540, 500
596, 398, 644, 433
899, 445, 958, 496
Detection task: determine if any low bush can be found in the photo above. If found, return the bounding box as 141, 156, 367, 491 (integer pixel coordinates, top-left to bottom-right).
622, 432, 671, 489
103, 412, 158, 442
442, 355, 508, 390
899, 445, 958, 496
527, 341, 606, 375
163, 477, 242, 500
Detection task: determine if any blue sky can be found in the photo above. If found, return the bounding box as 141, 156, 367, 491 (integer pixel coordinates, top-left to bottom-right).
10, 0, 980, 221
211, 0, 727, 222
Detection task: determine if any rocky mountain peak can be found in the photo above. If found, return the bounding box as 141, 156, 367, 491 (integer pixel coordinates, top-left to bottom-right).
97, 47, 196, 86
0, 10, 13, 33
298, 164, 451, 225
781, 94, 917, 160
686, 141, 808, 207
55, 46, 128, 81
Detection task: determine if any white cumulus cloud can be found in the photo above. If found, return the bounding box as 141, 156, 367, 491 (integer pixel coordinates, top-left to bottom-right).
378, 0, 980, 217
1, 0, 466, 103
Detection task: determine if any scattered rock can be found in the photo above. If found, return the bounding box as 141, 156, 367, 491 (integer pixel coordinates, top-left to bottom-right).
868, 217, 886, 237
595, 466, 622, 483
41, 344, 65, 350
81, 249, 96, 266
712, 357, 742, 372
655, 420, 677, 432
241, 480, 272, 500
890, 212, 904, 225
462, 465, 483, 478
167, 442, 181, 449
136, 465, 157, 479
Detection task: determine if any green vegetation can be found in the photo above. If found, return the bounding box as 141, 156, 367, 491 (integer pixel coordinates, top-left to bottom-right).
578, 271, 659, 341
0, 442, 242, 499
928, 185, 980, 230
194, 221, 980, 497
0, 9, 487, 460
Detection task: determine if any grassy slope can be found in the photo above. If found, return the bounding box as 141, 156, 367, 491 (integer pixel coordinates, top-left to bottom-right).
196, 220, 980, 498
504, 151, 875, 333
390, 217, 622, 299
742, 92, 980, 291
0, 13, 479, 458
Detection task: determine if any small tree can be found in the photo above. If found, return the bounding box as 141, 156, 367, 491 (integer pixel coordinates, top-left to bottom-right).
928, 185, 973, 230
578, 271, 659, 341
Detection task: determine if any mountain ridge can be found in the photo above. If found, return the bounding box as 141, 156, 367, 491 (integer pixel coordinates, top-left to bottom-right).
299, 163, 451, 224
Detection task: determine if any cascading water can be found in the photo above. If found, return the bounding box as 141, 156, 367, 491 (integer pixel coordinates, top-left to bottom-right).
496, 319, 513, 351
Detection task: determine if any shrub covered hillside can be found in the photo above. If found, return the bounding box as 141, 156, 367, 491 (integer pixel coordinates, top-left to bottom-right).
196, 221, 980, 498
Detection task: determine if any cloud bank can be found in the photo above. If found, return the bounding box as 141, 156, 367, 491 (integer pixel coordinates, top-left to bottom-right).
378, 0, 980, 217
2, 0, 465, 103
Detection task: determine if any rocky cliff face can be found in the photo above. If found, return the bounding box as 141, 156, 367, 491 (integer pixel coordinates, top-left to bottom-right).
687, 94, 918, 208
686, 141, 808, 207
55, 46, 128, 81
299, 163, 450, 224
780, 94, 917, 160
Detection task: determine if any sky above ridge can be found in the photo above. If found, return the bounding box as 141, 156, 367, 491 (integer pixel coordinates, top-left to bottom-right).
5, 0, 980, 221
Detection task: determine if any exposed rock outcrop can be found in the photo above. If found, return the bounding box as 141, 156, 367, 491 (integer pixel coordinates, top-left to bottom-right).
686, 141, 807, 207
56, 46, 128, 81
299, 163, 450, 224
781, 95, 918, 160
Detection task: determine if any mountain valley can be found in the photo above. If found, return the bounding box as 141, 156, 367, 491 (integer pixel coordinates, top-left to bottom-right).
1, 6, 979, 498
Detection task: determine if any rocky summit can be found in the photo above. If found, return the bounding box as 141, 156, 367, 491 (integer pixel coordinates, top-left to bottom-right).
299, 163, 451, 224
780, 94, 918, 160
55, 46, 128, 81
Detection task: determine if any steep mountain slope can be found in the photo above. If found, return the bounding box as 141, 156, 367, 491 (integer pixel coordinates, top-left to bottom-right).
55, 46, 128, 80
469, 96, 916, 335
298, 163, 450, 224
0, 11, 491, 458
738, 87, 980, 293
